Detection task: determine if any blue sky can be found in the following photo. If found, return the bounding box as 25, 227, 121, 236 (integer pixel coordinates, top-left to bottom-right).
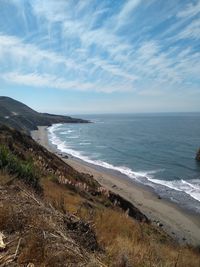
0, 0, 200, 114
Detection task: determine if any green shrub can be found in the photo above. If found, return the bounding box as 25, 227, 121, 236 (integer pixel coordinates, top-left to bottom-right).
0, 145, 41, 192
0, 145, 10, 168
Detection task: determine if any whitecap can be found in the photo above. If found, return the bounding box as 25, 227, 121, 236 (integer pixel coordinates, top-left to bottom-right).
147, 178, 200, 202
79, 142, 91, 145
47, 124, 200, 203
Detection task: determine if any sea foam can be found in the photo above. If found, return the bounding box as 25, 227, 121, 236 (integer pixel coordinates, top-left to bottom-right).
48, 124, 200, 203
147, 178, 200, 202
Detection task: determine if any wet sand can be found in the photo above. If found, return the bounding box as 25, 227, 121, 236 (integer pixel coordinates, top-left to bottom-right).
31, 126, 200, 246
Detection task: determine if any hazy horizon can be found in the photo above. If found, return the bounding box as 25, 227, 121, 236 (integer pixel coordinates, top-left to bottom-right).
0, 0, 200, 114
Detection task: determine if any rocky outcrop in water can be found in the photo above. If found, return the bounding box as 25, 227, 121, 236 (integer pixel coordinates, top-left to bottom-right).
196, 148, 200, 161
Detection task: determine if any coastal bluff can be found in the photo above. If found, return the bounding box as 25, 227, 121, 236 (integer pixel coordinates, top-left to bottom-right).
0, 125, 200, 266
0, 96, 89, 134
0, 111, 200, 265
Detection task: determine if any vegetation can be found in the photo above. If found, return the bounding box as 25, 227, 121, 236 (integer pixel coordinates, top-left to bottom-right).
0, 177, 99, 266
43, 179, 200, 267
0, 126, 199, 266
0, 145, 41, 192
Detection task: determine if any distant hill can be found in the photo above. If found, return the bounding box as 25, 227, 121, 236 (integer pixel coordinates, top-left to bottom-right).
0, 96, 88, 134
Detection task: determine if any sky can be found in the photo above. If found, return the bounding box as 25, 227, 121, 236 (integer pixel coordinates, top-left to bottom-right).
0, 0, 200, 114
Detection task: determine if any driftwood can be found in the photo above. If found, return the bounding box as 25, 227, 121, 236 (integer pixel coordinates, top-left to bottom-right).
0, 254, 16, 267
0, 238, 21, 267
14, 238, 21, 259
0, 233, 6, 250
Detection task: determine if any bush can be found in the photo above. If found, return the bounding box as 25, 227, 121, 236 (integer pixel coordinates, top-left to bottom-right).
0, 145, 10, 168
0, 145, 41, 192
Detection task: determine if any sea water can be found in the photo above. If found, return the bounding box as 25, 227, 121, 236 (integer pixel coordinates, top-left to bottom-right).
48, 113, 200, 213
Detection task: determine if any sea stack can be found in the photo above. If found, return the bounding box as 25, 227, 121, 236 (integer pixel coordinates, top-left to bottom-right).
196, 148, 200, 161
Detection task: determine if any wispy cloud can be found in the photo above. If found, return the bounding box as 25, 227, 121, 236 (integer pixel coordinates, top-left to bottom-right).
115, 0, 142, 28
176, 19, 200, 40
177, 0, 200, 18
1, 71, 134, 93
1, 72, 93, 91
0, 34, 83, 71
0, 0, 200, 101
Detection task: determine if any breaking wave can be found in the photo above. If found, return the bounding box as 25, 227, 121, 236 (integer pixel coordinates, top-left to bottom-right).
48, 124, 200, 203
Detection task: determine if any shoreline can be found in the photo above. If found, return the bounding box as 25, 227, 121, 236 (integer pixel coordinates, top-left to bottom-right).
31, 126, 200, 246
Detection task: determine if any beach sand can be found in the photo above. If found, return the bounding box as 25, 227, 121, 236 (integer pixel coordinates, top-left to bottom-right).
31, 126, 200, 246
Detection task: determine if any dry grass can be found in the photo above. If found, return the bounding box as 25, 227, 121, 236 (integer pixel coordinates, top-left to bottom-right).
41, 180, 200, 266
92, 208, 200, 266
1, 173, 199, 266
0, 180, 100, 266
42, 179, 83, 214
17, 230, 45, 266
0, 204, 26, 234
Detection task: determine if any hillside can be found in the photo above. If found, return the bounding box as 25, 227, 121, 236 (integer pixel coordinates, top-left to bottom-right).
0, 96, 88, 134
0, 126, 200, 266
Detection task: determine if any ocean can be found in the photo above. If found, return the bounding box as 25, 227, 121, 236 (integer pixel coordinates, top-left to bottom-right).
48, 113, 200, 213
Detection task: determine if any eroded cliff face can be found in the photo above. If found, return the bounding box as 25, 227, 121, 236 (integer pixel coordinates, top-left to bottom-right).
0, 126, 149, 266
1, 126, 200, 266
196, 148, 200, 161
0, 181, 101, 266
0, 125, 148, 223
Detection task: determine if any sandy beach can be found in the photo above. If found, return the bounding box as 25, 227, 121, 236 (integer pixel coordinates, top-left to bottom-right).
31, 126, 200, 246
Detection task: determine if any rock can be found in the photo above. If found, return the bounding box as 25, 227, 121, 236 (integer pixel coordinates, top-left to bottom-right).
109, 193, 149, 223
196, 148, 200, 161
157, 195, 162, 199
157, 222, 163, 227
65, 217, 99, 252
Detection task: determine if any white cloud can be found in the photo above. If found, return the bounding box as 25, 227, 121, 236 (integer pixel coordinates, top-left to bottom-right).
1, 0, 200, 98
0, 34, 83, 71
0, 28, 136, 87
89, 57, 138, 81
116, 0, 142, 27
31, 0, 69, 23
31, 0, 134, 63
176, 19, 200, 40
177, 1, 200, 18
0, 71, 133, 93
1, 72, 93, 91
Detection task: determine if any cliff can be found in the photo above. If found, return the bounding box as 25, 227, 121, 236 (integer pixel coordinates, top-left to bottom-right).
0, 126, 199, 266
0, 96, 88, 134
